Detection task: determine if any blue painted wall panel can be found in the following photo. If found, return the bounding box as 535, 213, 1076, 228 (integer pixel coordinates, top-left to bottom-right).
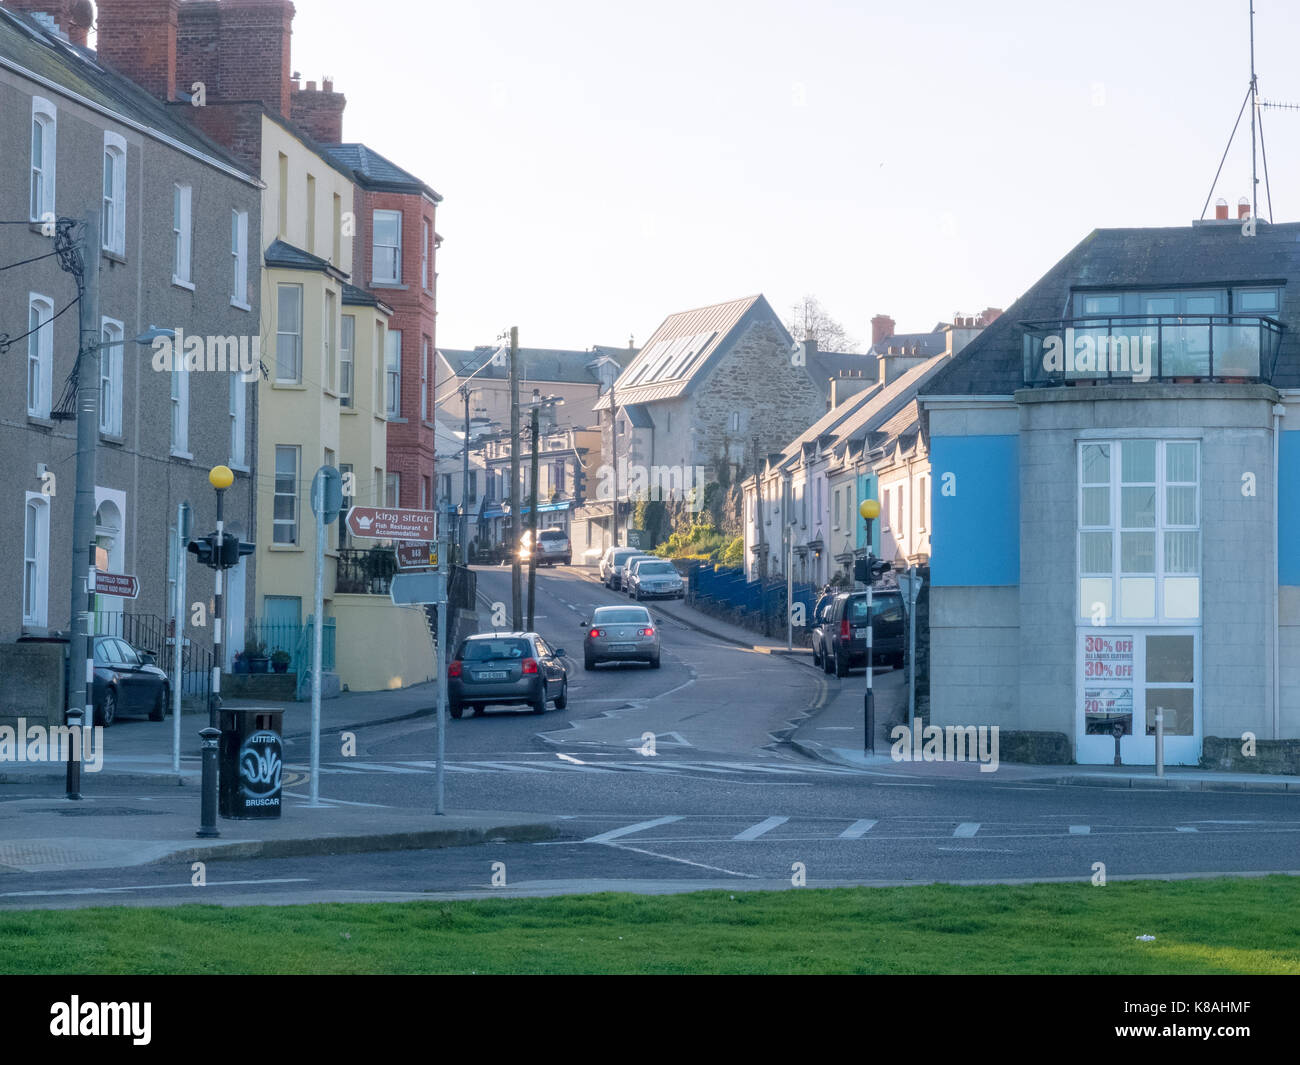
1279, 431, 1300, 585
930, 435, 1020, 586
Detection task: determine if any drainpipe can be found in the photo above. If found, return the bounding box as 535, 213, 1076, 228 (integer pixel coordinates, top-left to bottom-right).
1274, 402, 1285, 740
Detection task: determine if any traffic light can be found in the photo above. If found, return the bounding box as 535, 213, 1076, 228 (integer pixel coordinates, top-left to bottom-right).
219, 532, 255, 568
187, 533, 218, 567
573, 463, 586, 504
854, 554, 892, 585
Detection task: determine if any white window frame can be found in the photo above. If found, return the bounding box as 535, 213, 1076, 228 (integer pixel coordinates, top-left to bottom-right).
23, 492, 51, 626
172, 183, 193, 287
420, 337, 429, 421
385, 328, 402, 417
171, 359, 190, 457
26, 292, 53, 419
276, 283, 303, 383
339, 314, 355, 408
99, 316, 124, 436
372, 209, 402, 284
1077, 439, 1201, 624
422, 218, 430, 290
274, 445, 301, 545
231, 208, 249, 309
230, 374, 247, 468
102, 132, 126, 255
324, 289, 337, 393
30, 97, 56, 223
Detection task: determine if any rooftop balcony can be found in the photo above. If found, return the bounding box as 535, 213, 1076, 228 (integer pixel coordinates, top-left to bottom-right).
1022, 314, 1284, 387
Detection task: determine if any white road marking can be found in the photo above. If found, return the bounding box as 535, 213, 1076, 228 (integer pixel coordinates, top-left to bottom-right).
0, 878, 311, 899
584, 815, 685, 844
953, 823, 981, 837
1069, 825, 1091, 835
839, 819, 878, 839
1176, 826, 1198, 833
555, 753, 586, 764
281, 792, 391, 808
734, 816, 789, 841
465, 761, 549, 773
606, 842, 761, 879
328, 761, 425, 775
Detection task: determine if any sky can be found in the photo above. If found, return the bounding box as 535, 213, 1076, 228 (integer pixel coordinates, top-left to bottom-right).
292, 0, 1300, 351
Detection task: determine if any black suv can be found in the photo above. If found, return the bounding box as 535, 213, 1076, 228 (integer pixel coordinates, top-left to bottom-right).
822, 590, 905, 676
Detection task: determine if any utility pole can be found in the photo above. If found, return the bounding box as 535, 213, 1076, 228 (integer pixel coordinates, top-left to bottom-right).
526, 399, 541, 630
66, 209, 100, 797
609, 377, 619, 548
509, 326, 522, 629
460, 385, 471, 560
1250, 0, 1258, 220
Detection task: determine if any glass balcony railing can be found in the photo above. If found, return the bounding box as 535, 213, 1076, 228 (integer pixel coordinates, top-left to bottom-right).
1022, 315, 1284, 386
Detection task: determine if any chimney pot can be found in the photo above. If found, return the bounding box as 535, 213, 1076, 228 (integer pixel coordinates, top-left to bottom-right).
1238, 197, 1251, 219
322, 77, 334, 93
1215, 197, 1230, 220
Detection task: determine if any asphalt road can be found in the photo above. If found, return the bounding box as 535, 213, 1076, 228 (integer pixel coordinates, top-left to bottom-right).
2, 566, 1298, 908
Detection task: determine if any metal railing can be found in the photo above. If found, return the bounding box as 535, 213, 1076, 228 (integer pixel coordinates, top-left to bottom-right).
335, 546, 397, 595
95, 610, 213, 700
1021, 314, 1284, 386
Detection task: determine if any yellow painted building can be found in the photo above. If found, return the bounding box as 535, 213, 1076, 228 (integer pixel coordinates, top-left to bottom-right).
252, 115, 433, 692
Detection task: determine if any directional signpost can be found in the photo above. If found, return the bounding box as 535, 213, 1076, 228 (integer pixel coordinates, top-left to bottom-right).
94, 572, 139, 599
345, 506, 436, 542
396, 541, 438, 570
308, 466, 343, 808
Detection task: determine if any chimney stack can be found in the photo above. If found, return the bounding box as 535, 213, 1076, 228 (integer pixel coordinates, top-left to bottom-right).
871, 314, 895, 347
290, 73, 346, 143
96, 0, 182, 101
4, 0, 93, 46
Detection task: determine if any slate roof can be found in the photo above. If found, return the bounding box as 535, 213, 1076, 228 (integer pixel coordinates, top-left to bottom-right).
921, 221, 1300, 396
806, 349, 877, 392
832, 355, 953, 459
596, 295, 789, 409
0, 8, 258, 184
440, 345, 636, 385
323, 143, 443, 201
265, 239, 348, 280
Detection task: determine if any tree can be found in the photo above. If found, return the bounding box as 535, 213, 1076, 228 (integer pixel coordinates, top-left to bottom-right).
786, 294, 859, 352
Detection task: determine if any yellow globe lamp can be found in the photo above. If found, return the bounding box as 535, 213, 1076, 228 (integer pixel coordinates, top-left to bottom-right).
858, 499, 880, 522
209, 465, 235, 491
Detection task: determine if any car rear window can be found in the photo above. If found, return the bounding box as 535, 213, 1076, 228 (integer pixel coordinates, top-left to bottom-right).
459, 638, 531, 661
593, 608, 652, 624
847, 595, 903, 621
539, 530, 566, 541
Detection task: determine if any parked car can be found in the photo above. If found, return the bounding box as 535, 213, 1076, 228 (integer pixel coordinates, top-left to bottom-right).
92, 636, 169, 726
600, 545, 640, 585
519, 528, 571, 566
608, 550, 653, 591
581, 605, 660, 669
626, 558, 684, 600
810, 596, 835, 669
823, 590, 905, 676
447, 632, 568, 718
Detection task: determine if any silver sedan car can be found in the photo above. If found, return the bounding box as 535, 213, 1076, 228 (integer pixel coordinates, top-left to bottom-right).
582, 605, 660, 669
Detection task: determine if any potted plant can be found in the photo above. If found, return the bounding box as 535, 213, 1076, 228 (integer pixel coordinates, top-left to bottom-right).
270, 648, 291, 674
243, 637, 269, 674
232, 651, 249, 674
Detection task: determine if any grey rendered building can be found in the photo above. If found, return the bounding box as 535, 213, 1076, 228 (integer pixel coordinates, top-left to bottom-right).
0, 8, 261, 684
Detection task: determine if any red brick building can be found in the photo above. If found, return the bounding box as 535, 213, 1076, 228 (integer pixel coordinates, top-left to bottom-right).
324, 143, 442, 511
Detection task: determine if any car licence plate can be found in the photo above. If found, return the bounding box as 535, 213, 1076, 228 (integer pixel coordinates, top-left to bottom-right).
852, 628, 866, 639
609, 643, 635, 651
476, 671, 508, 680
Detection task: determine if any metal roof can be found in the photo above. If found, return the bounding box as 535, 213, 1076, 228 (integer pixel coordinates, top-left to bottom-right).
596, 295, 785, 409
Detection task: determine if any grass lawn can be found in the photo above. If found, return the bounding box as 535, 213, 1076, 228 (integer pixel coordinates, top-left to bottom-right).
2, 877, 1298, 974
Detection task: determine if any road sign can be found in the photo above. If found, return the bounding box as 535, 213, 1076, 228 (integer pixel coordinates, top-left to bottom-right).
390, 572, 447, 605
396, 541, 438, 570
94, 571, 139, 599
311, 465, 343, 523
898, 571, 925, 605
345, 506, 437, 542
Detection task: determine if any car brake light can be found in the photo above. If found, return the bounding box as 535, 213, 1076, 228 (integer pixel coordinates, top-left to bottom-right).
840, 619, 850, 639
639, 627, 654, 636
589, 628, 602, 638
522, 658, 539, 674
448, 660, 462, 678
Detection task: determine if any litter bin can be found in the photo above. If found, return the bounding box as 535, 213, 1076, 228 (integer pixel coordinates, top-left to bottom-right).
219, 707, 283, 819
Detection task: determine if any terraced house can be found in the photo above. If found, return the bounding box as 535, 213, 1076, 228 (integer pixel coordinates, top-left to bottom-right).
921, 218, 1300, 766
0, 3, 260, 709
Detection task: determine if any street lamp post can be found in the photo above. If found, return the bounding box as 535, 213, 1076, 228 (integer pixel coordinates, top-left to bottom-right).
859, 498, 881, 753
